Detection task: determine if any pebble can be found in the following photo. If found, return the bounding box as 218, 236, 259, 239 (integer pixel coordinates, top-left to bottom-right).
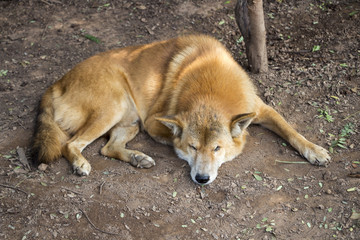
38, 163, 48, 171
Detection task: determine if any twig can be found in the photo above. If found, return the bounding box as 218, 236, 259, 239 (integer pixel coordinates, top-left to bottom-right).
79, 208, 120, 236
0, 183, 28, 195
40, 0, 62, 5
15, 176, 30, 188
348, 172, 360, 178
41, 24, 50, 40
61, 187, 83, 195
342, 110, 360, 121
40, 0, 51, 5
99, 181, 105, 195
275, 160, 309, 164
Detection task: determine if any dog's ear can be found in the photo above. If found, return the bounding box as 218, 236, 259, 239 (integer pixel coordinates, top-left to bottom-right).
230, 112, 256, 138
155, 116, 183, 137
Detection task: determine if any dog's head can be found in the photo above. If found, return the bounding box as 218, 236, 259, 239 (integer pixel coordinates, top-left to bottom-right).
156, 108, 255, 185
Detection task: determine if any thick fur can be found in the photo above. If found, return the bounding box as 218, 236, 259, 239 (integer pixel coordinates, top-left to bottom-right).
33, 35, 330, 184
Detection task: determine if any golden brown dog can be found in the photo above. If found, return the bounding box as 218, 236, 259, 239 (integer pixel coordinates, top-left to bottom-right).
33, 35, 330, 184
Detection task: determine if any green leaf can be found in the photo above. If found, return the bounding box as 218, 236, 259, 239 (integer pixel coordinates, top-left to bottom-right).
0, 69, 8, 77
84, 34, 101, 44
218, 20, 225, 25
267, 13, 275, 19
8, 225, 15, 230
337, 143, 347, 149
253, 174, 262, 181
349, 11, 358, 16
236, 36, 244, 44
265, 226, 273, 232
312, 45, 321, 52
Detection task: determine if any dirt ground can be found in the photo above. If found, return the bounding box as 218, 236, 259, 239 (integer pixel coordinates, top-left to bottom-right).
0, 0, 359, 239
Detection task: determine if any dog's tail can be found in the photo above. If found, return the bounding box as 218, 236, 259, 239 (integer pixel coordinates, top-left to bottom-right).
33, 87, 68, 164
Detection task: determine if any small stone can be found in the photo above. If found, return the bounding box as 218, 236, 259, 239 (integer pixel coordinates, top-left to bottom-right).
291, 208, 298, 212
323, 170, 332, 180
38, 163, 48, 171
137, 5, 146, 10
326, 189, 332, 195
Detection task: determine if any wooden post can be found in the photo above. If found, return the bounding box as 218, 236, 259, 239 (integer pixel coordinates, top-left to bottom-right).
235, 0, 268, 73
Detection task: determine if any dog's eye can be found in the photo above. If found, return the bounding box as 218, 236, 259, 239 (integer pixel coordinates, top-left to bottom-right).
189, 145, 197, 151
214, 146, 221, 152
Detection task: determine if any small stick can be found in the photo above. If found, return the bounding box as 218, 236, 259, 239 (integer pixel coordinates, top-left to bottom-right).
99, 181, 105, 195
275, 160, 309, 164
342, 110, 360, 121
348, 172, 360, 178
79, 208, 120, 236
0, 183, 28, 195
61, 187, 83, 195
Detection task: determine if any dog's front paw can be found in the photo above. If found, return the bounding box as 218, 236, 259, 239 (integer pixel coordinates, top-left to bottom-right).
303, 144, 331, 166
73, 160, 91, 176
130, 153, 156, 168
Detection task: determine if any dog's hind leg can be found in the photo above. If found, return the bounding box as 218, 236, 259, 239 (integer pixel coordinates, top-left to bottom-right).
62, 113, 122, 176
254, 97, 331, 166
101, 123, 156, 168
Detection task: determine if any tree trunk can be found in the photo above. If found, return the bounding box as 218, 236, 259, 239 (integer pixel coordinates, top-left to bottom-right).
235, 0, 268, 73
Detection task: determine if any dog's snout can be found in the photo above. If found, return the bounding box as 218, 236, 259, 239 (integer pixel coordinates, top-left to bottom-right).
195, 174, 210, 184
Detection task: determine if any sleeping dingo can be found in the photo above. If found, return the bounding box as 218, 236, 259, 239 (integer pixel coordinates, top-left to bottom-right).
33, 35, 330, 184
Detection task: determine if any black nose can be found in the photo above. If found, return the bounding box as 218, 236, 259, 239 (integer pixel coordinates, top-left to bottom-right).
195, 174, 210, 184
